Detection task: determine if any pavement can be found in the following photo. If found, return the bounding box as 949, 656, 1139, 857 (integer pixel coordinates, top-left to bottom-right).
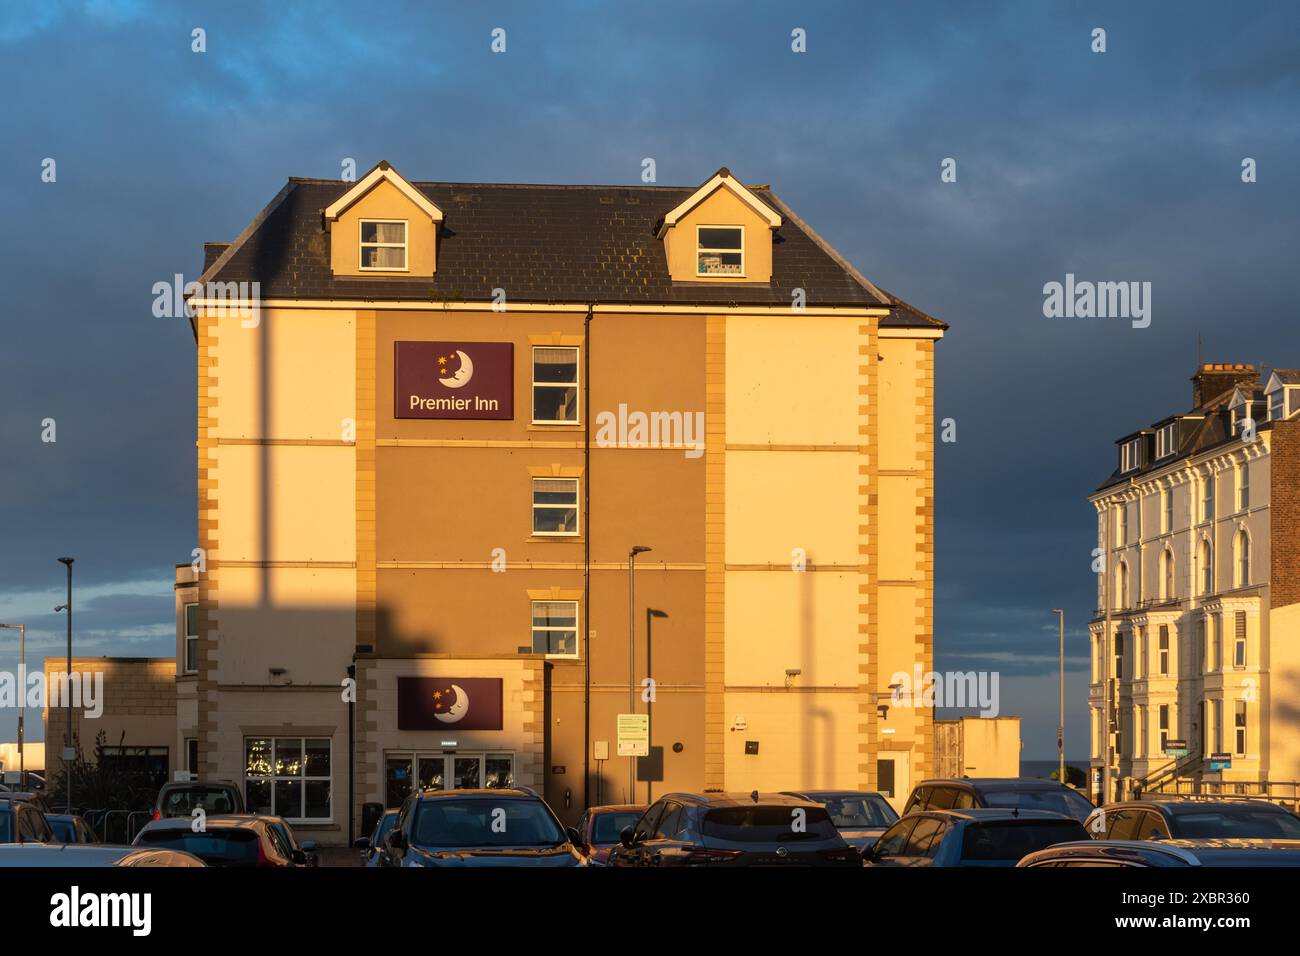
317, 845, 365, 868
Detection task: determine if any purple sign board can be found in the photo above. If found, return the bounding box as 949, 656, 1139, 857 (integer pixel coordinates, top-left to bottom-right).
397, 677, 504, 731
394, 341, 514, 420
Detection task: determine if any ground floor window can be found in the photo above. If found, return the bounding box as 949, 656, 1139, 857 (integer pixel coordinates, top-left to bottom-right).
101, 745, 169, 791
384, 752, 514, 808
244, 736, 331, 821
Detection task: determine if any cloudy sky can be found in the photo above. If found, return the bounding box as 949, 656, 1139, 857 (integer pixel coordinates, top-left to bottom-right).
1, 1, 1297, 757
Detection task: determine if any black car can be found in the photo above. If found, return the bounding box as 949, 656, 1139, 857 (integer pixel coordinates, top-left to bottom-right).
1084, 799, 1300, 841
46, 814, 99, 844
381, 788, 585, 867
607, 792, 861, 867
0, 798, 54, 844
1020, 838, 1300, 867
863, 808, 1088, 867
903, 778, 1094, 822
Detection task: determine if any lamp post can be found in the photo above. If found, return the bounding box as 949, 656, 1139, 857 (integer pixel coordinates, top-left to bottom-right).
645, 608, 668, 805
0, 624, 25, 788
627, 546, 651, 802
57, 557, 74, 812
1053, 609, 1065, 788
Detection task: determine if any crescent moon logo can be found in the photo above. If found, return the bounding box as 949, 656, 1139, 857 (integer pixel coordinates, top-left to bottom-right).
438, 350, 474, 389
434, 684, 469, 723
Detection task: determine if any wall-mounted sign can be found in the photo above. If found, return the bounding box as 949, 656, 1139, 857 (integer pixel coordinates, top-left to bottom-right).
395, 341, 513, 420
397, 677, 503, 730
1209, 753, 1233, 771
1163, 739, 1189, 757
617, 714, 649, 757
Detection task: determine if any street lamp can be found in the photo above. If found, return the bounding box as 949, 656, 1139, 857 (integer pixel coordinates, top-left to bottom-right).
57, 557, 74, 812
627, 546, 651, 802
0, 624, 25, 788
645, 608, 668, 805
1053, 609, 1065, 788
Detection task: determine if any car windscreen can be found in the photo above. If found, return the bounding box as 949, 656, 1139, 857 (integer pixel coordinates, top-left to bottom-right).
0, 813, 10, 842
1174, 809, 1300, 839
981, 788, 1093, 821
592, 812, 645, 844
412, 799, 565, 848
818, 795, 897, 829
161, 787, 238, 816
960, 821, 1087, 862
701, 805, 838, 842
137, 828, 260, 865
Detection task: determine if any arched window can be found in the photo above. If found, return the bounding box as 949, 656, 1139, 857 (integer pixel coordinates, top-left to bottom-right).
1236, 529, 1251, 587
1161, 549, 1175, 600
1200, 538, 1214, 595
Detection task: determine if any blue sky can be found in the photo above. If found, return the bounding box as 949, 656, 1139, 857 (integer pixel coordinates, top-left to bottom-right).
1, 1, 1298, 757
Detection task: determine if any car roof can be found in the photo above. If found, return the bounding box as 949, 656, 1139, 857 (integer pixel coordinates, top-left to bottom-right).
413, 788, 541, 800
587, 804, 646, 813
1024, 840, 1202, 864
141, 814, 262, 831
915, 808, 1078, 823
660, 791, 821, 808
160, 780, 239, 789
782, 790, 887, 800
918, 778, 1068, 792
0, 844, 166, 866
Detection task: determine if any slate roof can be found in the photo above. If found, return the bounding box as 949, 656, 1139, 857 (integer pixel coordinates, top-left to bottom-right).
1093, 382, 1270, 493
199, 174, 944, 329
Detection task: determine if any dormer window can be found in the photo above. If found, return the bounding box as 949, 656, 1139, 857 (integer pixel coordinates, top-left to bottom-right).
1120, 438, 1141, 473
697, 226, 744, 276
1270, 390, 1284, 420
359, 219, 407, 271
1156, 422, 1177, 459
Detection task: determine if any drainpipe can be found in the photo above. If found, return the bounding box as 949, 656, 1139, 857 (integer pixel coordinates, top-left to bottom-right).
347, 662, 356, 845
582, 304, 593, 813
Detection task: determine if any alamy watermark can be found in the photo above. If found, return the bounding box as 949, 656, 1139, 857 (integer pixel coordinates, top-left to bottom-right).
0, 668, 103, 718
1042, 273, 1151, 329
594, 404, 705, 459
890, 664, 1000, 717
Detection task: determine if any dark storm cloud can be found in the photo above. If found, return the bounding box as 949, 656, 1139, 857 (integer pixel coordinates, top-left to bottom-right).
1, 1, 1297, 754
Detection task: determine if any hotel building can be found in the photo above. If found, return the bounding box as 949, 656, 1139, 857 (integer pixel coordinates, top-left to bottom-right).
1089, 363, 1300, 804
182, 162, 946, 842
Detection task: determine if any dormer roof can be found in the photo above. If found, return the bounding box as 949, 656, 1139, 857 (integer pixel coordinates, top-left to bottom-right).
323, 160, 444, 224
654, 167, 782, 238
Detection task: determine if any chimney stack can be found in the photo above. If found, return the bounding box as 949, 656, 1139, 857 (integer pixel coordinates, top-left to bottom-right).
1191, 363, 1257, 407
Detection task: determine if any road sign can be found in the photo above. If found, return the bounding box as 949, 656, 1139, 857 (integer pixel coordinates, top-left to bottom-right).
617, 713, 649, 757
1209, 752, 1233, 771
1163, 739, 1188, 757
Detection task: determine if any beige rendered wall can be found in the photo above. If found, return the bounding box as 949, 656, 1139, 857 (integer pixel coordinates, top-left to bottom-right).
944, 716, 1022, 777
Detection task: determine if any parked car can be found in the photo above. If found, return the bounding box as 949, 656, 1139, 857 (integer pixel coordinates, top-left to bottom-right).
0, 772, 45, 791
1085, 799, 1300, 841
354, 809, 399, 867
0, 798, 54, 844
903, 778, 1095, 822
1020, 838, 1300, 867
863, 808, 1088, 867
782, 790, 899, 851
134, 815, 307, 867
381, 788, 585, 867
608, 792, 861, 867
256, 815, 318, 866
46, 814, 99, 844
0, 843, 206, 867
152, 780, 245, 820
576, 804, 647, 865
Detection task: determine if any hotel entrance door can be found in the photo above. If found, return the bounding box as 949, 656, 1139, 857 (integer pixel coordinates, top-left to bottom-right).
385, 752, 515, 807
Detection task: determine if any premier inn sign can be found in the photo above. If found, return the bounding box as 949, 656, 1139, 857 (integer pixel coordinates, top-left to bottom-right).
397, 677, 504, 731
395, 341, 514, 420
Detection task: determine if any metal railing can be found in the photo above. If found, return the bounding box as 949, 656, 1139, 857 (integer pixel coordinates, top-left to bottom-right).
80, 808, 153, 845
1151, 777, 1300, 811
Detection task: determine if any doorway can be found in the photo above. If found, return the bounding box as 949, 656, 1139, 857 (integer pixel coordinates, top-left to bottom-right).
384, 751, 514, 807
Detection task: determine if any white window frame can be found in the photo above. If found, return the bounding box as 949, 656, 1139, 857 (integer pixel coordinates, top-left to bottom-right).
1233, 611, 1247, 667
1158, 626, 1169, 676
1202, 475, 1215, 522
243, 736, 332, 823
1238, 465, 1250, 512
183, 602, 198, 675
1234, 700, 1247, 755
532, 477, 580, 536
695, 225, 745, 278
1162, 487, 1173, 533
1270, 391, 1284, 421
531, 599, 580, 659
1156, 422, 1177, 459
358, 218, 409, 272
531, 346, 580, 425
1120, 438, 1141, 473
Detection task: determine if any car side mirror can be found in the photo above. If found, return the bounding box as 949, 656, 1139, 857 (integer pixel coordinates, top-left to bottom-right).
565, 826, 582, 846
352, 836, 370, 849
860, 845, 875, 862
291, 849, 307, 865
619, 825, 637, 848
385, 828, 406, 851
